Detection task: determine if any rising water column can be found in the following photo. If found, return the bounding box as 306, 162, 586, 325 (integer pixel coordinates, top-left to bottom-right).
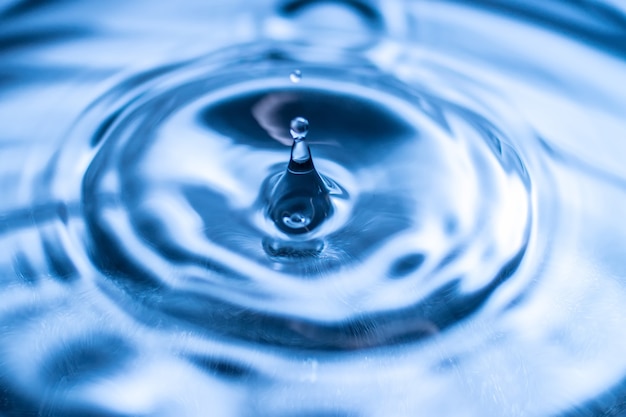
266, 117, 333, 235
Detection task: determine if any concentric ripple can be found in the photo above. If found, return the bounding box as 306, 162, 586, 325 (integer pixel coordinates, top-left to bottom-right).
49, 44, 533, 350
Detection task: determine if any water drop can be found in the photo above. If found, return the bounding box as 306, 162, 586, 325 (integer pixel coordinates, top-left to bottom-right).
290, 69, 302, 83
290, 116, 309, 140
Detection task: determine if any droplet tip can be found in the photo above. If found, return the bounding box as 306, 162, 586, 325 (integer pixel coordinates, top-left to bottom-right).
290, 116, 309, 140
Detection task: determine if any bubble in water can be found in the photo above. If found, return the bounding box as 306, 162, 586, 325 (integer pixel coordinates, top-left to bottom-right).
290, 69, 302, 83
290, 116, 309, 140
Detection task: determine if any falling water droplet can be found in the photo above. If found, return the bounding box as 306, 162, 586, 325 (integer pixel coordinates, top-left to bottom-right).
290, 69, 302, 83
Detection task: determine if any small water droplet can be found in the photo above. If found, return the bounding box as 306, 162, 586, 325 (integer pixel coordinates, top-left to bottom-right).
290, 69, 302, 83
290, 116, 309, 140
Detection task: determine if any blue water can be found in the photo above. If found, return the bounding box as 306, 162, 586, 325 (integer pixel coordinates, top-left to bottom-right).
1, 1, 626, 416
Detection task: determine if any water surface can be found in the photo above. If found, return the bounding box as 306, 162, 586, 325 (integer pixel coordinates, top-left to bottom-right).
1, 1, 626, 416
